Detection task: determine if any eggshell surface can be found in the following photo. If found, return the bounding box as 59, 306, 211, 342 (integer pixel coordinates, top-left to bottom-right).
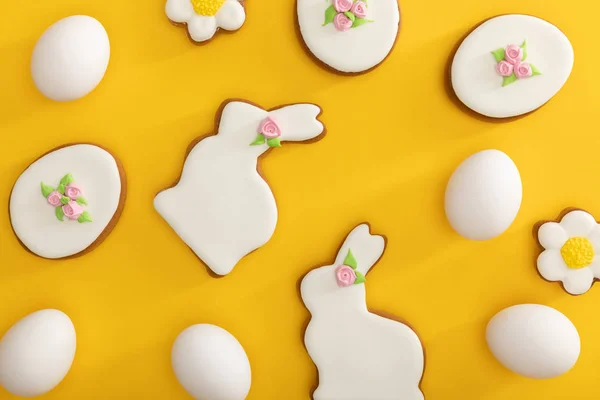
171, 324, 251, 400
0, 309, 76, 397
486, 304, 580, 379
445, 149, 522, 240
452, 14, 574, 118
31, 15, 110, 101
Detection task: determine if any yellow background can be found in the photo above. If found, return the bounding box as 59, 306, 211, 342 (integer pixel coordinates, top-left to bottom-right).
0, 0, 598, 399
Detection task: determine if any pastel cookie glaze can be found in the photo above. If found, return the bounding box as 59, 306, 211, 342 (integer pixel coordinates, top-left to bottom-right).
10, 144, 125, 259
154, 100, 325, 276
487, 304, 580, 379
297, 0, 401, 73
166, 0, 246, 43
452, 14, 574, 118
536, 209, 600, 295
301, 224, 425, 400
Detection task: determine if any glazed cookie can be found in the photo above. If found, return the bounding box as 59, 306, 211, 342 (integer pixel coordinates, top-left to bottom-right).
166, 0, 245, 43
451, 14, 574, 118
536, 209, 600, 295
297, 0, 401, 74
301, 224, 425, 400
154, 100, 325, 276
10, 144, 126, 259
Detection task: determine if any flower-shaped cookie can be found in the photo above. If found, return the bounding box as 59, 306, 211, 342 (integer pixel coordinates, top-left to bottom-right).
536, 209, 600, 295
166, 0, 245, 43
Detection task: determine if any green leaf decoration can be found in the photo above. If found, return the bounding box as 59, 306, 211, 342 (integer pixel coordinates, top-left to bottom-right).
502, 73, 518, 87
352, 18, 373, 28
344, 249, 358, 270
60, 196, 70, 205
521, 40, 528, 61
77, 211, 92, 223
57, 184, 66, 195
267, 138, 281, 147
55, 206, 64, 221
323, 5, 336, 26
531, 64, 542, 76
60, 173, 75, 186
250, 133, 266, 146
76, 197, 88, 206
491, 48, 505, 62
41, 182, 54, 198
344, 11, 356, 23
354, 270, 366, 285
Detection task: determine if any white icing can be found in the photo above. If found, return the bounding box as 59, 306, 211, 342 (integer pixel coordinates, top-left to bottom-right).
537, 210, 600, 295
301, 224, 425, 400
297, 0, 400, 73
452, 14, 574, 118
166, 0, 245, 42
10, 144, 123, 259
154, 101, 324, 276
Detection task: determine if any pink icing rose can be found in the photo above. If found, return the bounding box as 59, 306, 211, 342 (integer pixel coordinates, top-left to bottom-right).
333, 0, 352, 12
47, 191, 62, 207
258, 116, 281, 139
514, 62, 533, 79
496, 60, 514, 77
65, 183, 82, 200
333, 13, 353, 32
62, 201, 83, 220
504, 44, 523, 65
336, 265, 357, 287
351, 1, 368, 18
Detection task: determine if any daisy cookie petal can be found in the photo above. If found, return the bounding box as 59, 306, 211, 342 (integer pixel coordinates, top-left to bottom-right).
216, 0, 246, 31
188, 14, 218, 42
537, 249, 569, 282
563, 267, 595, 295
560, 210, 597, 237
538, 222, 568, 250
166, 0, 195, 23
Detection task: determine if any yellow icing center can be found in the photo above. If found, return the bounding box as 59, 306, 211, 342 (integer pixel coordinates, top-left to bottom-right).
561, 237, 595, 269
190, 0, 226, 16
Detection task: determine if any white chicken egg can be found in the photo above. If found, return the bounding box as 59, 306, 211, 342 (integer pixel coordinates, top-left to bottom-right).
445, 149, 522, 240
172, 324, 251, 400
486, 304, 580, 379
31, 15, 110, 101
0, 309, 76, 397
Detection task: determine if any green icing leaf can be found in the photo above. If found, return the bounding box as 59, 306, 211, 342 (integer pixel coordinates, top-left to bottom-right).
60, 196, 70, 205
491, 48, 505, 62
521, 40, 528, 61
344, 11, 356, 23
55, 206, 64, 221
267, 138, 281, 147
503, 73, 518, 87
57, 184, 66, 195
344, 249, 358, 270
354, 270, 366, 285
78, 211, 92, 223
76, 197, 88, 205
531, 64, 542, 76
250, 134, 266, 146
60, 173, 75, 186
352, 18, 372, 28
323, 5, 336, 26
41, 182, 54, 198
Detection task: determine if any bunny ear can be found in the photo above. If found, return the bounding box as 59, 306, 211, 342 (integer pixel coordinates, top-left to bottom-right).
335, 224, 385, 276
268, 104, 324, 142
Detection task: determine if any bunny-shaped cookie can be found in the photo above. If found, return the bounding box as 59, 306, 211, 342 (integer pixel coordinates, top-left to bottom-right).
154, 100, 325, 276
301, 224, 425, 400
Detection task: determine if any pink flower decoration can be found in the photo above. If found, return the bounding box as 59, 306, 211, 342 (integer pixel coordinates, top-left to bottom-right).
336, 265, 357, 287
514, 62, 533, 79
333, 13, 353, 32
65, 183, 82, 200
258, 116, 281, 139
47, 191, 62, 207
62, 201, 83, 220
351, 1, 368, 18
504, 44, 523, 65
333, 0, 352, 13
496, 60, 514, 77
